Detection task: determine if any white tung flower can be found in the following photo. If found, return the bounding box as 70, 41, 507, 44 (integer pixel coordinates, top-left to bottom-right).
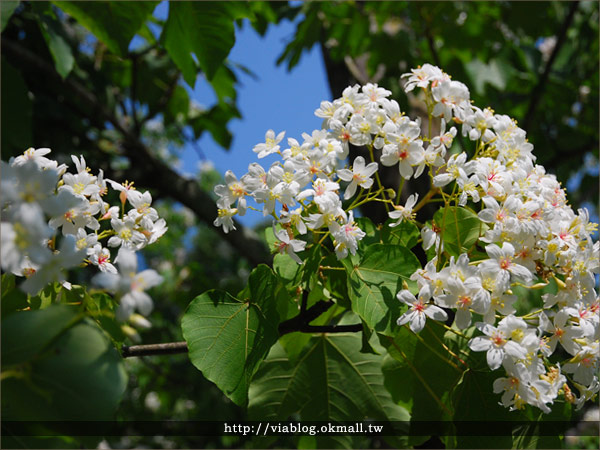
336, 156, 378, 200
396, 285, 448, 333
93, 248, 163, 321
253, 129, 286, 158
389, 193, 418, 227
273, 224, 306, 264
469, 322, 528, 370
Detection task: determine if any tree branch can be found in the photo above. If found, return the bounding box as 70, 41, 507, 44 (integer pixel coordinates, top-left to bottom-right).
122, 341, 188, 357
2, 38, 271, 267
522, 1, 579, 132
130, 54, 141, 136
122, 297, 362, 357
278, 299, 334, 335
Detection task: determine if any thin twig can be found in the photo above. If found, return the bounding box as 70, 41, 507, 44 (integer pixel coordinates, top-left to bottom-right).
122, 341, 188, 358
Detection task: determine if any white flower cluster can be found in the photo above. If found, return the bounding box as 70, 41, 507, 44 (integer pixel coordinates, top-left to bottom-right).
1, 148, 166, 321
214, 80, 439, 260
214, 63, 598, 414
394, 64, 599, 413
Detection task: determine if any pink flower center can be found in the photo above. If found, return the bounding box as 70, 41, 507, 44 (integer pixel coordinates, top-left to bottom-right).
581, 357, 592, 368
554, 328, 564, 338
457, 295, 471, 308
413, 301, 425, 313
493, 335, 506, 346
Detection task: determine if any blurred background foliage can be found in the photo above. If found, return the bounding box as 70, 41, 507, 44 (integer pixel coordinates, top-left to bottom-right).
1, 1, 598, 448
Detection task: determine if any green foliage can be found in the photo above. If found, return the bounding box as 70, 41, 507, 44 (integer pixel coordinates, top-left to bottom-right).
434, 206, 487, 257
381, 218, 421, 249
3, 1, 595, 448
1, 274, 28, 317
54, 1, 158, 56
382, 322, 465, 444
345, 243, 420, 335
2, 305, 127, 448
33, 2, 74, 78
181, 265, 281, 406
161, 1, 250, 85
0, 0, 19, 31
248, 334, 410, 447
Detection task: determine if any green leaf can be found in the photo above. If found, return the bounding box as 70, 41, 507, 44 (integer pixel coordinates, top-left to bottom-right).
273, 253, 302, 287
346, 243, 420, 336
381, 324, 464, 430
465, 59, 508, 95
36, 8, 74, 78
452, 369, 519, 448
161, 1, 249, 85
249, 334, 410, 447
1, 274, 28, 317
381, 219, 420, 248
511, 402, 570, 449
320, 253, 351, 309
354, 216, 380, 248
210, 65, 237, 103
433, 206, 487, 257
54, 1, 158, 56
191, 102, 240, 148
2, 316, 127, 421
1, 304, 81, 367
164, 85, 190, 125
181, 266, 281, 405
1, 0, 19, 31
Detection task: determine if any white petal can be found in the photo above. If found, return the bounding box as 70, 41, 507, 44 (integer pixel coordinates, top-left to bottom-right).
469, 336, 492, 352
454, 309, 472, 329
486, 348, 504, 370
343, 181, 358, 200
337, 169, 353, 182
409, 312, 426, 333
424, 305, 448, 322
397, 289, 416, 305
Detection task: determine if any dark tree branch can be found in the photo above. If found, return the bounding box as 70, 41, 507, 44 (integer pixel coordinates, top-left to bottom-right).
278, 297, 362, 336
299, 287, 308, 314
2, 38, 271, 267
522, 1, 579, 132
295, 323, 363, 333
122, 341, 188, 357
130, 54, 141, 136
278, 299, 334, 335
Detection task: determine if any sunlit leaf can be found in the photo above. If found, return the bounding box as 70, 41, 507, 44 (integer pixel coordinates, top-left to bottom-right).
249, 333, 410, 448
54, 1, 158, 56
181, 265, 280, 405
346, 243, 420, 336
